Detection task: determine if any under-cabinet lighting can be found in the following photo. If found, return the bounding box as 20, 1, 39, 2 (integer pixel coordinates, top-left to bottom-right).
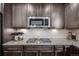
51, 29, 58, 32
17, 29, 27, 33
4, 28, 15, 33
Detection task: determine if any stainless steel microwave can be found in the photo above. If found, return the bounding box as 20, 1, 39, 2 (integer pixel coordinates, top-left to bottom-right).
27, 17, 50, 28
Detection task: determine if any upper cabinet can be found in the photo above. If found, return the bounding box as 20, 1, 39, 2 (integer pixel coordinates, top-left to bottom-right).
12, 4, 27, 28
4, 3, 12, 28
4, 3, 79, 29
65, 4, 79, 29
27, 4, 50, 17
41, 4, 50, 17
76, 4, 79, 28
11, 3, 64, 28
27, 4, 37, 17
27, 4, 64, 29
50, 4, 65, 28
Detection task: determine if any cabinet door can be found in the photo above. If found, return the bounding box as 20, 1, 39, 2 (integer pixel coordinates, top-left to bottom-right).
12, 4, 27, 28
27, 4, 37, 17
27, 3, 51, 17
54, 45, 64, 56
65, 4, 79, 29
23, 46, 38, 56
50, 4, 64, 28
76, 4, 79, 28
27, 4, 50, 17
23, 45, 53, 56
41, 4, 50, 17
36, 4, 50, 17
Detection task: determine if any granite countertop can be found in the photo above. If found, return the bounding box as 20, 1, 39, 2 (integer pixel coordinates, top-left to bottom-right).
3, 38, 75, 46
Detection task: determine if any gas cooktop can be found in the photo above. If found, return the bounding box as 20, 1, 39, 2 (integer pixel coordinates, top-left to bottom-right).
26, 38, 51, 44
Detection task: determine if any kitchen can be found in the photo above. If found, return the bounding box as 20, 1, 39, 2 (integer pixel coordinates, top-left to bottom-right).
0, 3, 79, 56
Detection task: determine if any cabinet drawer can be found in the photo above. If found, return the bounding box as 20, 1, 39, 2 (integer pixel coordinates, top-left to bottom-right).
23, 51, 38, 56
40, 52, 53, 56
4, 46, 23, 51
24, 45, 52, 51
23, 52, 37, 56
4, 51, 22, 56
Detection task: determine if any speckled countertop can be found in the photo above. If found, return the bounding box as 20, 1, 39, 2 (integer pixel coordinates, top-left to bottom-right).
3, 38, 78, 46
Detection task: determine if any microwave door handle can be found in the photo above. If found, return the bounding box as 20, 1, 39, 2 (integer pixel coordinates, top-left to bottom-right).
42, 19, 44, 26
43, 19, 45, 26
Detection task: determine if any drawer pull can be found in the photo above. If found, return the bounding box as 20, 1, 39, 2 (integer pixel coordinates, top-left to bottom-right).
6, 48, 18, 50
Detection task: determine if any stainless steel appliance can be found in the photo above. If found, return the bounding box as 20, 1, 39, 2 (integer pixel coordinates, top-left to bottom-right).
27, 17, 50, 28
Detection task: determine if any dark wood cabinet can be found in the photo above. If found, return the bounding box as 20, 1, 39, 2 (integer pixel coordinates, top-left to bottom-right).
3, 45, 79, 56
40, 52, 53, 56
27, 4, 50, 17
27, 3, 64, 29
50, 4, 65, 28
3, 45, 64, 56
23, 51, 38, 56
65, 4, 79, 29
4, 3, 65, 28
54, 45, 64, 56
27, 4, 38, 17
4, 51, 22, 56
36, 4, 50, 17
3, 45, 23, 56
12, 3, 51, 28
12, 4, 27, 28
23, 45, 53, 56
23, 46, 38, 56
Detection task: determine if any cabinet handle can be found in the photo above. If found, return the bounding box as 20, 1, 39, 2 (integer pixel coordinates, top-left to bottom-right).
7, 48, 18, 50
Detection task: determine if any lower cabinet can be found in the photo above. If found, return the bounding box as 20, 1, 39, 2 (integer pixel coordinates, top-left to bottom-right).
68, 45, 79, 56
3, 45, 23, 56
23, 45, 54, 56
54, 45, 64, 56
64, 45, 79, 56
3, 45, 79, 56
